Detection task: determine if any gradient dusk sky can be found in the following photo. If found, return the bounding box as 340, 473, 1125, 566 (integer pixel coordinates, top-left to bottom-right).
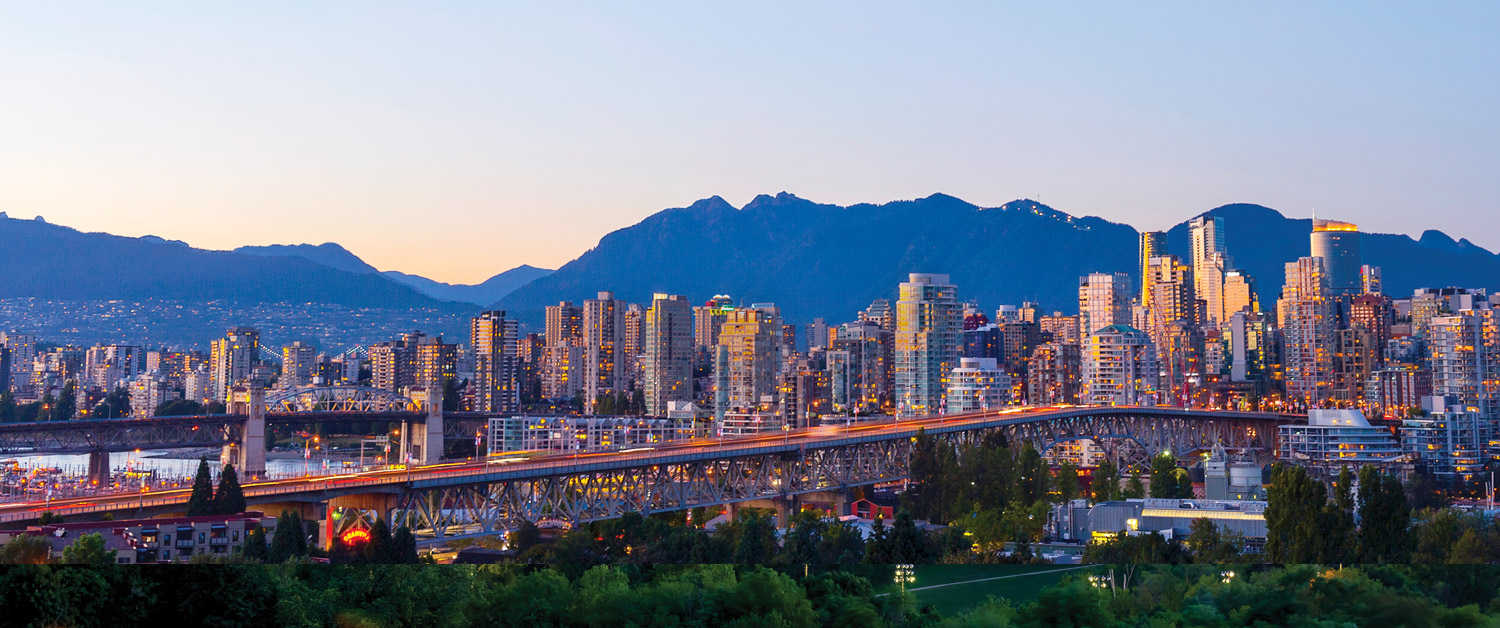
2, 3, 1496, 284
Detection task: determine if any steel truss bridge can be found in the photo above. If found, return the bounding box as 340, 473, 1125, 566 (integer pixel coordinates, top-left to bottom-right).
0, 406, 1299, 537
388, 406, 1293, 539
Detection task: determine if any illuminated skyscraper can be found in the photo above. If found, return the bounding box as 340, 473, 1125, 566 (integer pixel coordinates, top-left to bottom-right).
1428, 309, 1500, 444
583, 291, 625, 413
280, 341, 316, 388
1279, 257, 1334, 407
209, 327, 260, 402
1189, 215, 1228, 327
1311, 219, 1363, 296
1144, 255, 1196, 352
1078, 272, 1132, 336
1081, 324, 1158, 406
895, 273, 961, 417
1138, 231, 1168, 305
1222, 270, 1260, 318
643, 294, 693, 416
470, 311, 519, 413
714, 303, 782, 421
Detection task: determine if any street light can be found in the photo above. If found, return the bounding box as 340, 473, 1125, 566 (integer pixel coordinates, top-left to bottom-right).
894, 564, 916, 593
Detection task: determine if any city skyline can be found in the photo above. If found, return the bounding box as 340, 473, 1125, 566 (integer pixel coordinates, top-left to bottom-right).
3, 4, 1498, 283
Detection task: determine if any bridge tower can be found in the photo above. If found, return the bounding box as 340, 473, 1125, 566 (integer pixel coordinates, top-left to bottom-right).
401, 386, 444, 466
222, 385, 267, 478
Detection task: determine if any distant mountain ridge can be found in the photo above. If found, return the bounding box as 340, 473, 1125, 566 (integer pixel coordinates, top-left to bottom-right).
0, 214, 466, 311
234, 243, 552, 305
381, 266, 553, 306
496, 193, 1500, 327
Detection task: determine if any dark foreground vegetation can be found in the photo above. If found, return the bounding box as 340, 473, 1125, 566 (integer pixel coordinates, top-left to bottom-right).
6, 563, 1500, 628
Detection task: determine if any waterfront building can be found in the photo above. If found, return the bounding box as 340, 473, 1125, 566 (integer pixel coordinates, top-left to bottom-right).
1278, 409, 1402, 473
1138, 231, 1168, 305
279, 341, 317, 389
714, 303, 783, 423
582, 291, 626, 413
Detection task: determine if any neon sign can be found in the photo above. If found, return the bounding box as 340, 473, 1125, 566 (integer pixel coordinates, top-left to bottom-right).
340, 528, 372, 545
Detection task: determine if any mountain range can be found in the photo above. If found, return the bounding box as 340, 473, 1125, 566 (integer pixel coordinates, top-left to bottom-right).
493, 193, 1500, 326
3, 195, 1497, 341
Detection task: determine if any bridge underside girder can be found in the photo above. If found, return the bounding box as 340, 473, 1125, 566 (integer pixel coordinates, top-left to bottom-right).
391, 439, 910, 539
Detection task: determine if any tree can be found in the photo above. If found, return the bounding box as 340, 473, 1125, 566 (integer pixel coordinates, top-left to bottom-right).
242, 526, 270, 562
1123, 469, 1145, 499
392, 526, 420, 564
1055, 461, 1080, 502
1357, 465, 1412, 563
866, 510, 938, 563
213, 463, 247, 515
186, 458, 215, 516
269, 510, 308, 562
365, 518, 396, 563
0, 534, 52, 564
1265, 463, 1331, 563
61, 532, 113, 565
51, 382, 76, 421
1185, 517, 1242, 563
1148, 452, 1192, 499
0, 391, 17, 422
1092, 458, 1120, 502
93, 386, 131, 419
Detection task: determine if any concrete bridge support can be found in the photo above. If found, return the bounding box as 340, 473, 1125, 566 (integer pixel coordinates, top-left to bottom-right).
401, 386, 444, 466
221, 386, 266, 479
87, 450, 110, 487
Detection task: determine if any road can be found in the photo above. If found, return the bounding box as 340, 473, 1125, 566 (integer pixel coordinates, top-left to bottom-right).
0, 405, 1282, 525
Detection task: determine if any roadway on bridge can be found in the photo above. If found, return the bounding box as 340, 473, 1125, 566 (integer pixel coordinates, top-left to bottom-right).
0, 405, 1285, 525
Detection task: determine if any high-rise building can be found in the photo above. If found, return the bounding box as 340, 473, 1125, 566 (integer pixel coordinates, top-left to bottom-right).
1332, 328, 1378, 404
861, 298, 894, 331
1365, 366, 1433, 419
1311, 219, 1363, 296
1350, 294, 1394, 368
1225, 311, 1271, 383
833, 320, 893, 414
894, 273, 961, 417
1081, 324, 1158, 406
545, 301, 583, 347
642, 294, 693, 416
1027, 342, 1080, 405
714, 304, 783, 421
470, 311, 519, 413
0, 333, 35, 395
945, 358, 1008, 413
1138, 231, 1168, 304
1222, 270, 1260, 318
209, 328, 260, 402
583, 292, 626, 413
1189, 215, 1229, 327
622, 303, 645, 390
1158, 320, 1204, 406
693, 295, 734, 349
1361, 265, 1383, 296
1428, 309, 1500, 444
1279, 257, 1335, 407
128, 373, 180, 418
1039, 313, 1080, 347
804, 318, 832, 351
369, 333, 448, 394
1078, 272, 1132, 336
1144, 255, 1195, 332
280, 341, 317, 389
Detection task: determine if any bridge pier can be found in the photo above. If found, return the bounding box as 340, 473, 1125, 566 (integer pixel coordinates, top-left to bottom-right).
87, 450, 110, 487
401, 386, 444, 466
321, 492, 400, 549
222, 386, 266, 479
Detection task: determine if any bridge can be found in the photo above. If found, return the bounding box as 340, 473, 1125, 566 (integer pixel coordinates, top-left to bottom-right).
0, 405, 1299, 543
0, 385, 473, 483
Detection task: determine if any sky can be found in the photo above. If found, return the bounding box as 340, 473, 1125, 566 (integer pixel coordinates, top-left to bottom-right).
1, 3, 1496, 284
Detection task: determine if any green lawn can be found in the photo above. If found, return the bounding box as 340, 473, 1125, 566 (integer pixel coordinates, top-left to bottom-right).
878, 565, 1096, 616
